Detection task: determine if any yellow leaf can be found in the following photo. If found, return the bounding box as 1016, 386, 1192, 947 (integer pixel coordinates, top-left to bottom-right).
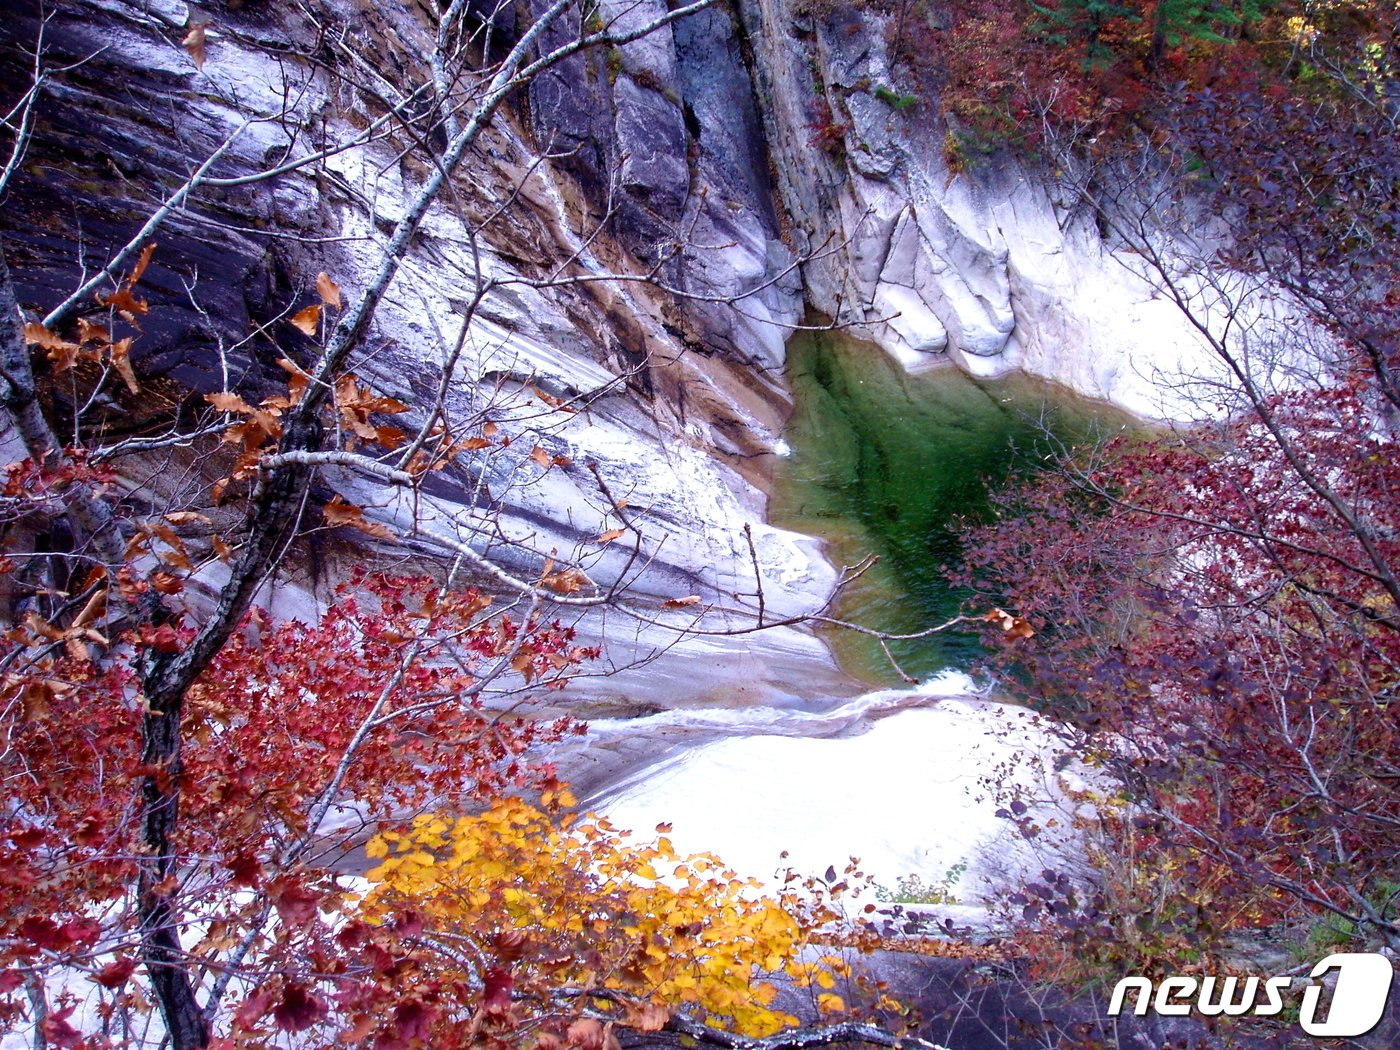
817, 993, 845, 1013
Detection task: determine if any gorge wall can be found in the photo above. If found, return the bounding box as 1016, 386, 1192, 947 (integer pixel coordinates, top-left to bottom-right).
0, 0, 1217, 713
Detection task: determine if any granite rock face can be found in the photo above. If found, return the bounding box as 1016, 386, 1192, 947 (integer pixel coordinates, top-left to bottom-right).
0, 0, 1242, 712
0, 0, 846, 708
735, 0, 1249, 419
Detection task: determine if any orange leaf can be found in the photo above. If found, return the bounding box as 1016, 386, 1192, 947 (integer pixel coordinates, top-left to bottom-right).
461, 437, 492, 450
530, 445, 551, 468
661, 595, 701, 609
323, 496, 395, 541
127, 242, 157, 288
275, 358, 310, 403
595, 528, 625, 544
288, 304, 321, 336
542, 568, 589, 594
314, 272, 341, 309
207, 391, 255, 415
482, 421, 499, 437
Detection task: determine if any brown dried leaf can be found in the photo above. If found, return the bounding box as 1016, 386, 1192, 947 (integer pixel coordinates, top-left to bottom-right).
206, 391, 254, 415
96, 287, 148, 317
482, 420, 499, 437
660, 595, 701, 609
542, 568, 589, 594
76, 318, 110, 344
634, 1004, 669, 1032
71, 588, 107, 630
127, 242, 157, 288
182, 24, 207, 70
275, 357, 310, 403
595, 528, 625, 544
24, 323, 80, 371
288, 304, 321, 336
983, 607, 1035, 640
314, 272, 341, 309
566, 1019, 605, 1050
1004, 617, 1035, 640
530, 445, 551, 468
109, 337, 139, 394
152, 524, 193, 571
323, 496, 395, 541
150, 571, 184, 595
461, 436, 492, 450
211, 534, 234, 564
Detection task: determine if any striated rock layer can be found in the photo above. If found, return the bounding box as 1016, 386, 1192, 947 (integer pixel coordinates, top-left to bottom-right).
0, 0, 1226, 717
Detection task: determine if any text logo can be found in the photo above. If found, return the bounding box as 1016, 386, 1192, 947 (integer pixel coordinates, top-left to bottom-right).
1107, 952, 1393, 1037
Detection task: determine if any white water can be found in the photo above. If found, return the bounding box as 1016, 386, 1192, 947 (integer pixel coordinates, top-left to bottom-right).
592, 672, 1091, 911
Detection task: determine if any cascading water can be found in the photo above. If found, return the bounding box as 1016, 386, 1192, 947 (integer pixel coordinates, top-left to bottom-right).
593, 334, 1131, 907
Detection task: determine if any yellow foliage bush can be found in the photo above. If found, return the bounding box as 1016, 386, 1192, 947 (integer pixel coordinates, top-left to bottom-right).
362, 797, 844, 1039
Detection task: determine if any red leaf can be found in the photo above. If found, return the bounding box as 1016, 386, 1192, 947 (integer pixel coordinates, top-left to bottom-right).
42, 1003, 84, 1049
17, 916, 65, 951
226, 852, 262, 888
91, 958, 137, 989
234, 986, 276, 1028
273, 984, 326, 1034
393, 1000, 434, 1041
273, 881, 322, 927
483, 966, 513, 1014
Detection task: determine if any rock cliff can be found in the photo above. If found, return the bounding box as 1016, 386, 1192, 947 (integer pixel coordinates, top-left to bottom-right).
0, 0, 1219, 711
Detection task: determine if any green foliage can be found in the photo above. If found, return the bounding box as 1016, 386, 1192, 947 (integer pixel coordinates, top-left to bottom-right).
873, 85, 919, 110
874, 865, 966, 905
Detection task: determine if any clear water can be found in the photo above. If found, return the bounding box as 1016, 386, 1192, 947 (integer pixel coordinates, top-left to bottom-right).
771, 330, 1133, 684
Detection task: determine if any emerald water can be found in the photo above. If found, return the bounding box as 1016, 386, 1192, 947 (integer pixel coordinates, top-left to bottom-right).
771, 331, 1131, 684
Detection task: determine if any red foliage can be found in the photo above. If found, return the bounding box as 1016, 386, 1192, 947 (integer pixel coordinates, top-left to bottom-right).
959, 380, 1400, 947
0, 551, 591, 1045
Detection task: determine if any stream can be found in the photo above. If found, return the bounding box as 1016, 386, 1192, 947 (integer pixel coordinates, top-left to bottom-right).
593, 334, 1130, 905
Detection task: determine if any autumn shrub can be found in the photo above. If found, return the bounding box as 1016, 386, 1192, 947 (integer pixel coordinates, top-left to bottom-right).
958, 384, 1400, 957
356, 799, 851, 1044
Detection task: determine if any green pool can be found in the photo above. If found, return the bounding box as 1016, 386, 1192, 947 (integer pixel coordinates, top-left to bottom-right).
771, 330, 1132, 684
